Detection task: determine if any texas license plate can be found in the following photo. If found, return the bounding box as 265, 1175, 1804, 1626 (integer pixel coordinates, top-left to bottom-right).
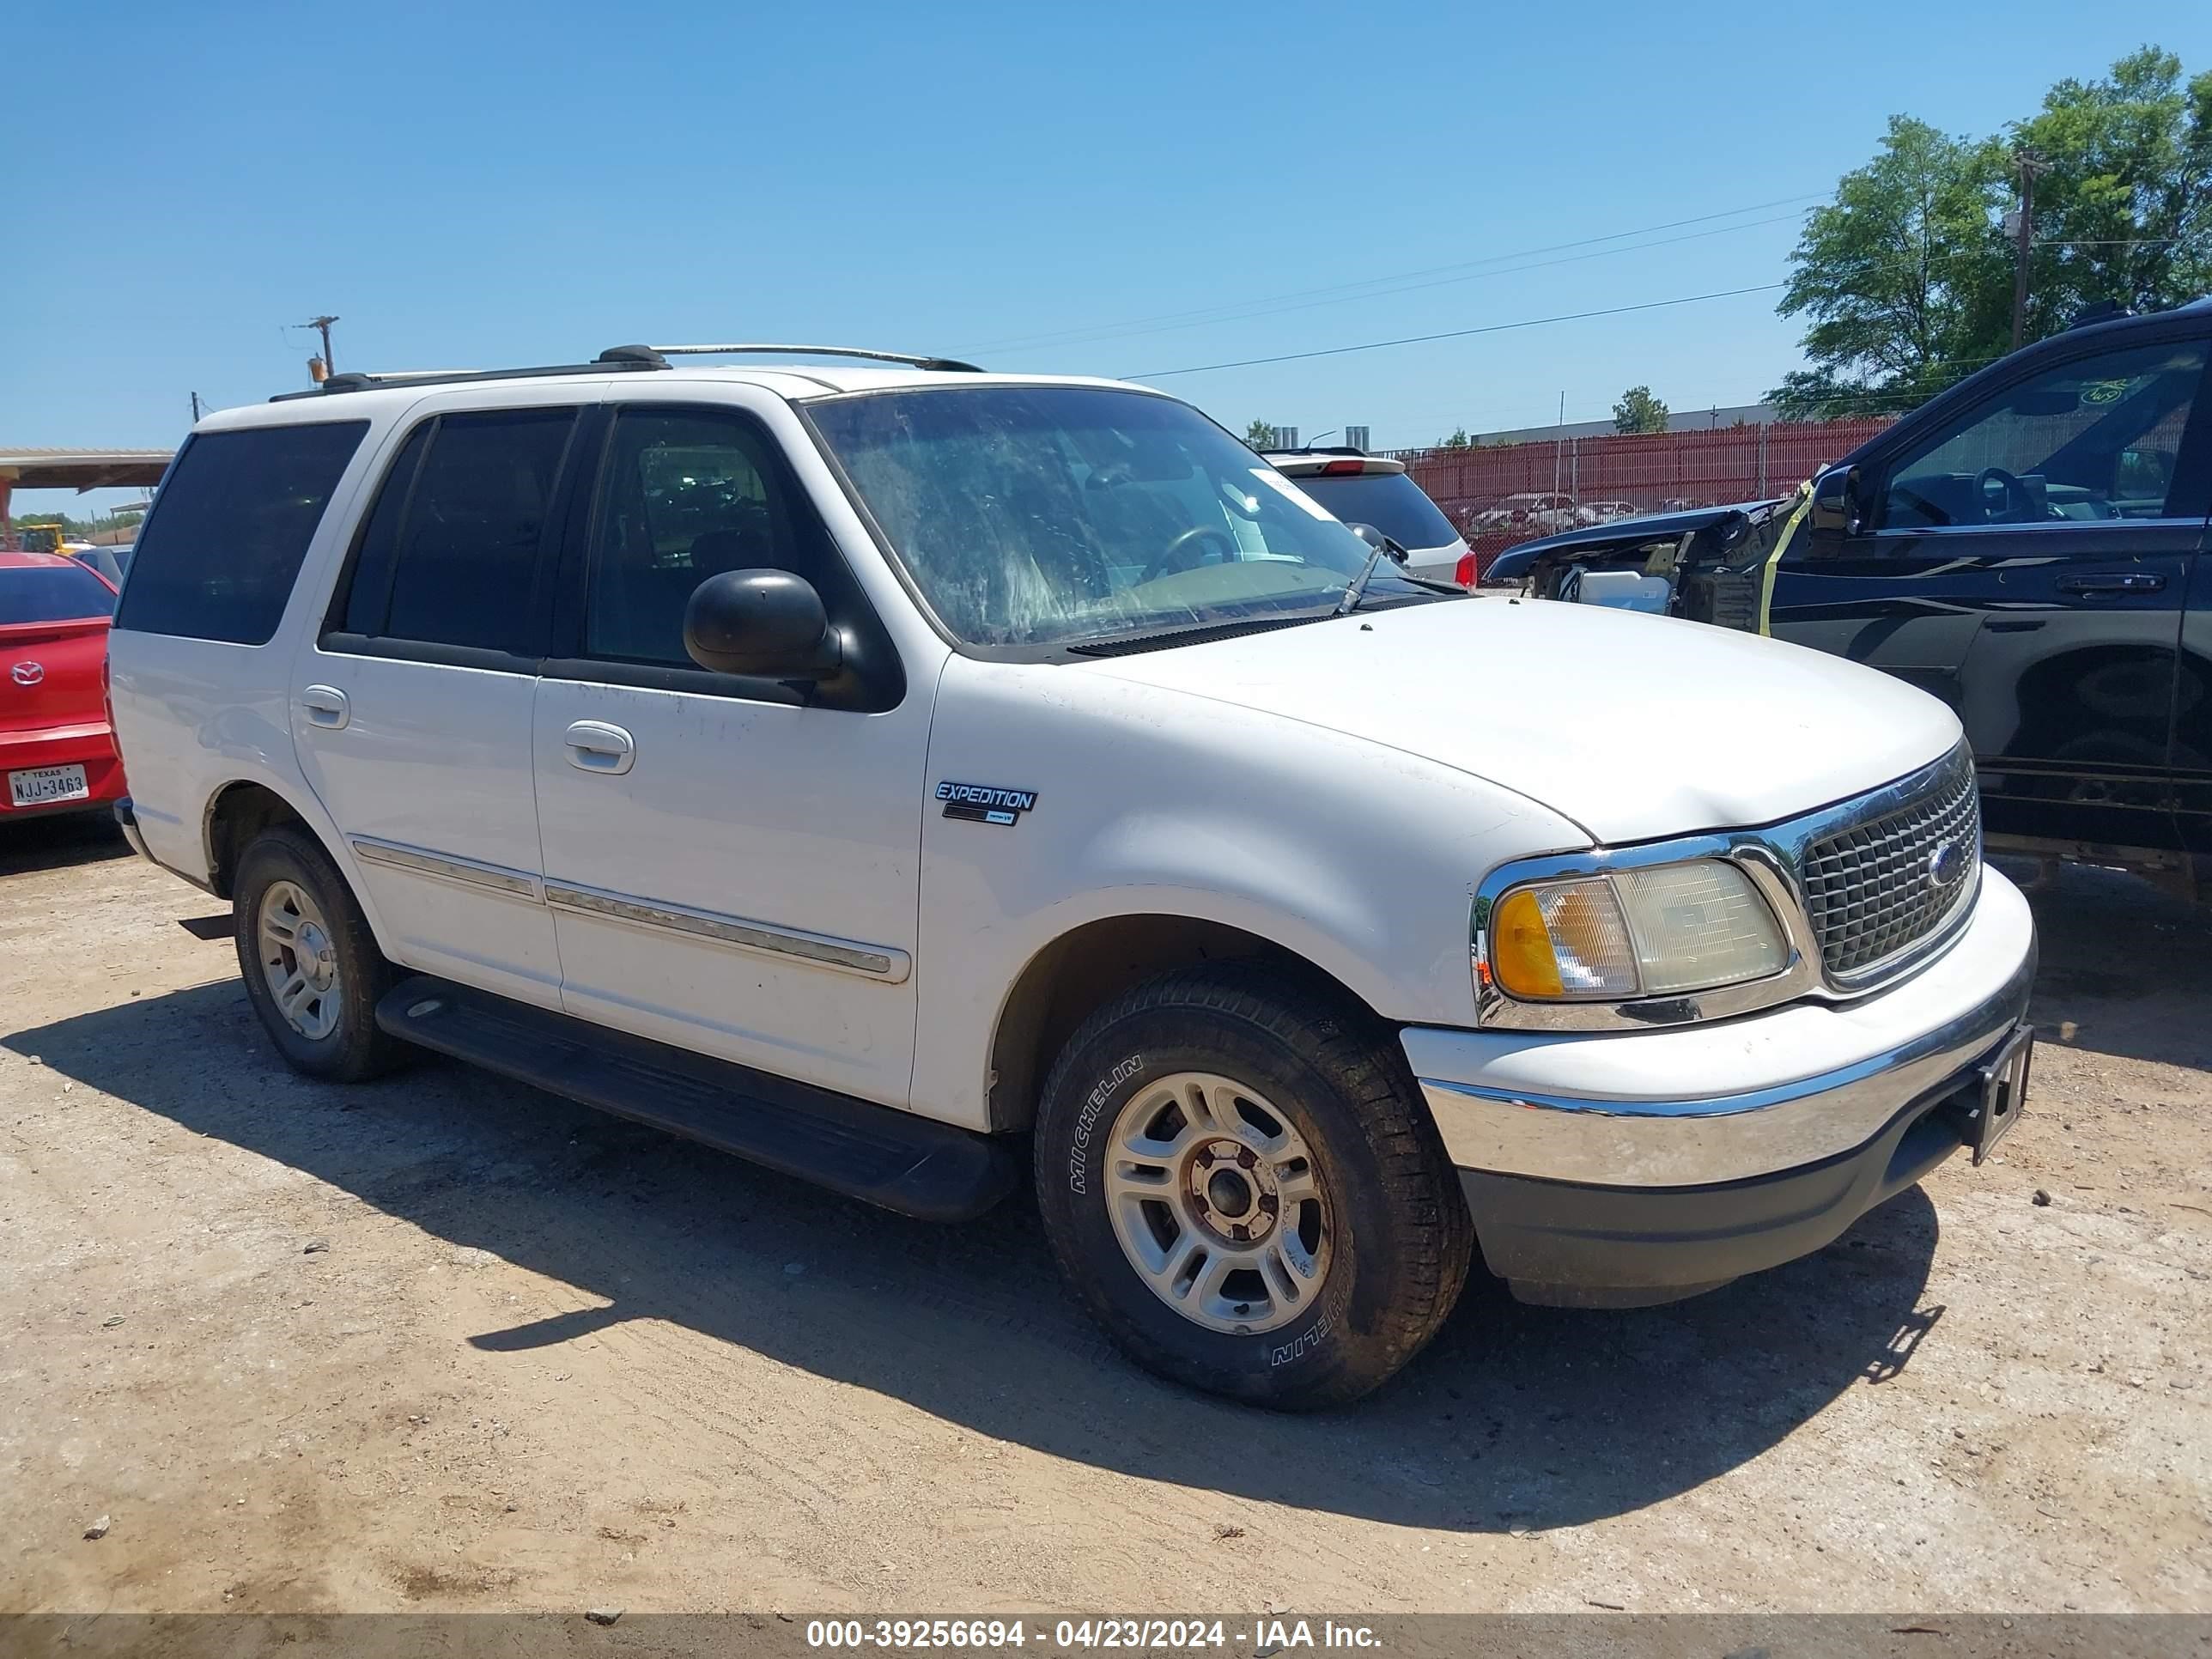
1970, 1023, 2034, 1165
8, 763, 90, 808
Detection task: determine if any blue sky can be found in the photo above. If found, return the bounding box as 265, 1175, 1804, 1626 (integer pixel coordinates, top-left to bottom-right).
7, 1, 2208, 516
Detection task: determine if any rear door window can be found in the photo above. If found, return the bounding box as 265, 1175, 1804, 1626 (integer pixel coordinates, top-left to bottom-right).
1, 562, 119, 623
115, 421, 368, 644
333, 409, 577, 657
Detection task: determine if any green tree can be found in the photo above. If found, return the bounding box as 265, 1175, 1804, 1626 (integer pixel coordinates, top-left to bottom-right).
2008, 48, 2212, 331
9, 512, 94, 537
1768, 50, 2212, 421
1436, 427, 1475, 449
5, 508, 140, 543
1244, 419, 1280, 448
1766, 115, 2010, 420
1612, 386, 1670, 434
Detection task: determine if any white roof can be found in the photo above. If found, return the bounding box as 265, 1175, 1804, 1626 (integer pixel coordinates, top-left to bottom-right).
206, 363, 1150, 432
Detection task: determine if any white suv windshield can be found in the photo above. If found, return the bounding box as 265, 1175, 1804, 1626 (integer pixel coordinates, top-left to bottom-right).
808, 386, 1434, 647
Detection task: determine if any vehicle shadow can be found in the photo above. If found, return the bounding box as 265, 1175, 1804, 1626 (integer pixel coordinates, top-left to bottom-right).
2008, 859, 2212, 1073
7, 978, 1942, 1534
0, 814, 131, 878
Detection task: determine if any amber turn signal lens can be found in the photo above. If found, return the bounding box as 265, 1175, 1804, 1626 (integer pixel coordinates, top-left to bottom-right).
1490, 889, 1565, 999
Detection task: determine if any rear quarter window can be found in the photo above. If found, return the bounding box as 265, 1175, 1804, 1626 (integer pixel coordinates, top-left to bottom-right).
117, 420, 368, 644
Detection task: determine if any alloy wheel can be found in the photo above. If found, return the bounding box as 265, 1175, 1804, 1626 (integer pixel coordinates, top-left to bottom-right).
1103, 1071, 1334, 1334
258, 879, 342, 1042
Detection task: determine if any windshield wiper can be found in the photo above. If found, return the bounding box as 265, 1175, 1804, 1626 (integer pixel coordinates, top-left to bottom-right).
1062, 611, 1334, 657
1334, 544, 1389, 617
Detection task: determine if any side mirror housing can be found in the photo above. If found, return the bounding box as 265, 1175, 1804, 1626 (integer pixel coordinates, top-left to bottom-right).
684, 569, 843, 680
1806, 465, 1864, 544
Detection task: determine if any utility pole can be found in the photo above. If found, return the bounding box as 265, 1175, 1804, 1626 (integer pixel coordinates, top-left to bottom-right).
303, 314, 340, 376
1553, 391, 1565, 495
190, 391, 204, 422
2009, 150, 2048, 352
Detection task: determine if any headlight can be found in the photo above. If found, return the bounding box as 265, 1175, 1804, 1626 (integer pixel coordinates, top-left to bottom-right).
1486, 860, 1788, 1002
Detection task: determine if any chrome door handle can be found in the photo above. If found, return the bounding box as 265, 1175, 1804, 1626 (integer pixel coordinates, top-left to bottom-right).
2059, 571, 2166, 594
564, 720, 635, 775
300, 684, 350, 729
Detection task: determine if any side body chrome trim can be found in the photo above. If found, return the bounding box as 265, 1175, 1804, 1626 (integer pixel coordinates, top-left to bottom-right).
345, 836, 911, 982
1472, 742, 1980, 1031
349, 836, 543, 901
1419, 930, 2035, 1187
543, 879, 912, 983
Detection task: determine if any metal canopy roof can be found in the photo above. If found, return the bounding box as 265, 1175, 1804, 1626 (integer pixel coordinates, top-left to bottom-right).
0, 448, 174, 491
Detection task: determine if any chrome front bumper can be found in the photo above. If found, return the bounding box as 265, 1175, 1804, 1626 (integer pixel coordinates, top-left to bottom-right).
1405, 866, 2037, 1188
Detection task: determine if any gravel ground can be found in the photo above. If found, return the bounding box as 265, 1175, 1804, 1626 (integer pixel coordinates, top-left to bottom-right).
1, 816, 2207, 1614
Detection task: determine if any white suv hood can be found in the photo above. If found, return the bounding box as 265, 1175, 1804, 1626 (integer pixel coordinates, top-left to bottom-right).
1073, 597, 1963, 847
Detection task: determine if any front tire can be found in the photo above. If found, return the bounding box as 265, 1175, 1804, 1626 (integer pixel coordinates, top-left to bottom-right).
1034, 966, 1472, 1409
233, 826, 407, 1082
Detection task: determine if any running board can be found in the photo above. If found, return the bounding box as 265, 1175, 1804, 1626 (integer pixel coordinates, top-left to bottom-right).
374, 976, 1016, 1222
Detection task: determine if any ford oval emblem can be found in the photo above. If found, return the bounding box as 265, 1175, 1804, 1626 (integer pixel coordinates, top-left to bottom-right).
11, 661, 43, 686
1927, 836, 1969, 888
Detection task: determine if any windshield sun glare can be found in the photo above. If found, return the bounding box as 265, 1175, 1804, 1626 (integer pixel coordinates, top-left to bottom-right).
807, 386, 1434, 648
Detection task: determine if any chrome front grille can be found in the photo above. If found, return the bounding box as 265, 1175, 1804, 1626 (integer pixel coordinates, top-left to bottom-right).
1800, 750, 1981, 980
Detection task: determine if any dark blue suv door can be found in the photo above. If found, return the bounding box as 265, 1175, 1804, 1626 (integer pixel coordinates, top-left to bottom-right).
1772, 321, 2211, 857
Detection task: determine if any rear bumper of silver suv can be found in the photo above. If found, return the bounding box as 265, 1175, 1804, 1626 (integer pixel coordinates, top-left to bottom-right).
1403, 866, 2036, 1304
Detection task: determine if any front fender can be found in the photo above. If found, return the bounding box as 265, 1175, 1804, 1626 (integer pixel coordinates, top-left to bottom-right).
907, 659, 1589, 1129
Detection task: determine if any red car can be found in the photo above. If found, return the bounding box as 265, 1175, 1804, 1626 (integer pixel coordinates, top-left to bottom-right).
2, 550, 125, 820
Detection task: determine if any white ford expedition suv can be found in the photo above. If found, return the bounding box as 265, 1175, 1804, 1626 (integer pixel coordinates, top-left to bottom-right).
108, 344, 2037, 1408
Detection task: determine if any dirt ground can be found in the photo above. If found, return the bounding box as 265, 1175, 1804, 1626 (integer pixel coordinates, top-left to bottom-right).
1, 816, 2207, 1616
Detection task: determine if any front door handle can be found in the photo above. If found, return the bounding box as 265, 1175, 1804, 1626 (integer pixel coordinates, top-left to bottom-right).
300, 684, 350, 729
564, 720, 635, 775
2059, 571, 2166, 595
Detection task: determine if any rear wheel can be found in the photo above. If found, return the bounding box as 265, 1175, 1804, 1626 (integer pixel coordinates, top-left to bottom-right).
1034, 965, 1472, 1409
233, 826, 408, 1082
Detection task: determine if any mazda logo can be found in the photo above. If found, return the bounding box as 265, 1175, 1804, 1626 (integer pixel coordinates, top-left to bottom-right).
1927, 836, 1969, 888
10, 661, 42, 687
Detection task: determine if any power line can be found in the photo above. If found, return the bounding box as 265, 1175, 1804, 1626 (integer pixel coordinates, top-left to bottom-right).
1127, 284, 1787, 380
969, 204, 2175, 369
963, 193, 1828, 356
992, 212, 1814, 360
1390, 352, 2025, 445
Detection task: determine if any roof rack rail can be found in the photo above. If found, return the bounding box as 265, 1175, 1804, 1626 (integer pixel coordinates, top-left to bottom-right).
270, 352, 670, 402
640, 343, 985, 373
270, 342, 985, 402
2066, 299, 2132, 331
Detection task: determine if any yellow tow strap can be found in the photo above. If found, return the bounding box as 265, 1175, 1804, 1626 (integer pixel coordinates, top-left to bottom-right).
1756, 479, 1815, 638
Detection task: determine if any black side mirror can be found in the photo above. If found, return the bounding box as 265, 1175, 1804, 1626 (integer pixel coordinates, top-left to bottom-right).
684, 569, 843, 680
1346, 522, 1409, 564
1806, 465, 1865, 544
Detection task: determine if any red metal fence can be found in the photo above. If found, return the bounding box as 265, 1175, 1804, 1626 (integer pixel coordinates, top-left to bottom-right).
1387, 418, 1893, 570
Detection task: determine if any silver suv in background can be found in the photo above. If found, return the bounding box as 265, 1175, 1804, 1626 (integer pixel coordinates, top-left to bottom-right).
1261, 449, 1474, 586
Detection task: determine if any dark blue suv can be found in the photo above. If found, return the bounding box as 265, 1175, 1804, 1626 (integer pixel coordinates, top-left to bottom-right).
1489, 299, 2212, 897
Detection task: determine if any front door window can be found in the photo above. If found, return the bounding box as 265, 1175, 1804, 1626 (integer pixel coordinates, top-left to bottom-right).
1878, 339, 2207, 531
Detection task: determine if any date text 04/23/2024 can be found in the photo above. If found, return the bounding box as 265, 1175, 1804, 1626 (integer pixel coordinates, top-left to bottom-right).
805, 1620, 1383, 1651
